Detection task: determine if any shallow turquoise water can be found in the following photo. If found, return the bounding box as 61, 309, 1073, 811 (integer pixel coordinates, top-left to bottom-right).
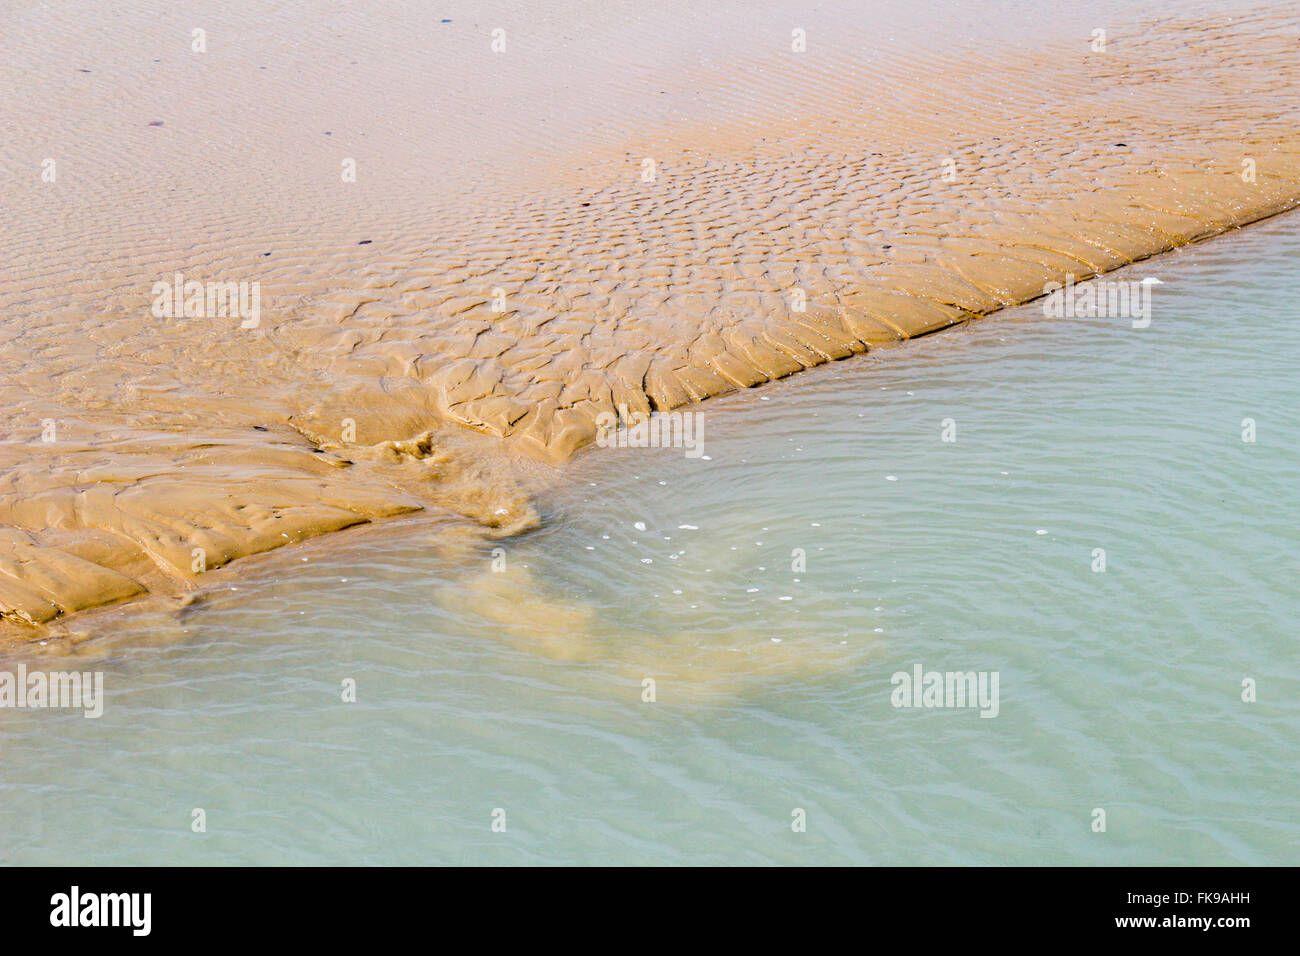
2, 213, 1297, 865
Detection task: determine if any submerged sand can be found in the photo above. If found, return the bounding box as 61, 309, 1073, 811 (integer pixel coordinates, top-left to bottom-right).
3, 1, 1300, 634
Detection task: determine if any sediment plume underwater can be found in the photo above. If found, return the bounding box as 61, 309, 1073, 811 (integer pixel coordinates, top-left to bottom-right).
4, 2, 1298, 640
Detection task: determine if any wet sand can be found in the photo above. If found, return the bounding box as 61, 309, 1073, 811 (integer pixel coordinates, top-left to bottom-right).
3, 1, 1299, 635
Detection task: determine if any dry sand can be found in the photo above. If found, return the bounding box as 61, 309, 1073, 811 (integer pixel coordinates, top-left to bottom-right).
3, 0, 1299, 636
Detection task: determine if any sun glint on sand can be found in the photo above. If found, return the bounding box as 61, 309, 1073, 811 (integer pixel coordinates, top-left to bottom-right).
3, 1, 1299, 632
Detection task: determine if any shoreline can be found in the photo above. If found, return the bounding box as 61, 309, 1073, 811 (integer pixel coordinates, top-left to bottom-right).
4, 3, 1300, 637
8, 202, 1300, 649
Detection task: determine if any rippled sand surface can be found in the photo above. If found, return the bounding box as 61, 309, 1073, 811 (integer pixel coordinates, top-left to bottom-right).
3, 0, 1299, 632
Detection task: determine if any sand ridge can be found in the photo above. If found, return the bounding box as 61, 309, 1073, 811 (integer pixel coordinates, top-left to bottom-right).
3, 3, 1300, 634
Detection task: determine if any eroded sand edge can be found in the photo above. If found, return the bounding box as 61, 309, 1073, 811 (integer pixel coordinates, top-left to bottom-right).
4, 9, 1299, 636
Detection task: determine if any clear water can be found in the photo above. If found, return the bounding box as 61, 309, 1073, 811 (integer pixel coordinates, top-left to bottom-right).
2, 214, 1297, 865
